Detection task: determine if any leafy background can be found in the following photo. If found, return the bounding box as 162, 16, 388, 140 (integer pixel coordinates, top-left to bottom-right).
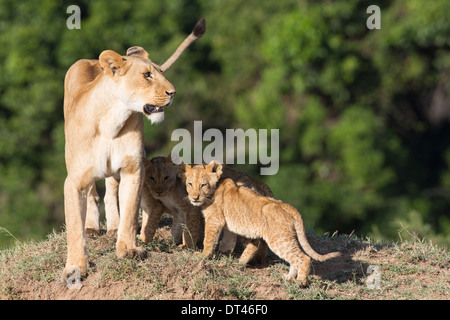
0, 0, 449, 248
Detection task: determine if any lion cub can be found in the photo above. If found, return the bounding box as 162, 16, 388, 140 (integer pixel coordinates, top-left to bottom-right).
178, 161, 341, 286
141, 156, 274, 264
140, 156, 203, 248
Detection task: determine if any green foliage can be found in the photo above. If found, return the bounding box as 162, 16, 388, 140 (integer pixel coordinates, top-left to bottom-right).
0, 0, 449, 247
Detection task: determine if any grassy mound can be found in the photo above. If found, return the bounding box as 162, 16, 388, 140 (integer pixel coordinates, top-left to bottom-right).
0, 224, 448, 300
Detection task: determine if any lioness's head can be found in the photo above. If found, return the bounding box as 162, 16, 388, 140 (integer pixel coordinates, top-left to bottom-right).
144, 155, 178, 198
178, 161, 223, 206
99, 46, 176, 124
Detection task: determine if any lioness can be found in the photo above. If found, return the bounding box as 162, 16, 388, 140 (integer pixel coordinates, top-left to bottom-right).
178, 161, 341, 286
62, 19, 206, 281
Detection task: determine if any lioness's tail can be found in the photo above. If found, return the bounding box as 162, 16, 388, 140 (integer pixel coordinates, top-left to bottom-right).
160, 18, 206, 72
289, 206, 341, 262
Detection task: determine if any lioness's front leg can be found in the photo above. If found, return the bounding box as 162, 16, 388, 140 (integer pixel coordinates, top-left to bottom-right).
116, 166, 146, 259
62, 177, 89, 281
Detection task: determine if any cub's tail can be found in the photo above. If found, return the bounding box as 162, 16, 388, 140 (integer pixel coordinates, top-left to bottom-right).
290, 206, 341, 262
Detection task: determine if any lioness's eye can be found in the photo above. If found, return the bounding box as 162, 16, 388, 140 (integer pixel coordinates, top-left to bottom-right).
144, 72, 153, 79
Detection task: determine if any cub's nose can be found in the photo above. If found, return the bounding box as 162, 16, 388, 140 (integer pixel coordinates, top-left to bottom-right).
165, 90, 176, 98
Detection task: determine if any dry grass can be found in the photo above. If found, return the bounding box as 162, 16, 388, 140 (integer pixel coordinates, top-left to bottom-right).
0, 221, 448, 300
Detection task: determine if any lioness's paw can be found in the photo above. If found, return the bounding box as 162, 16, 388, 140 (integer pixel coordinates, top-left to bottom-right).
61, 265, 87, 287
127, 247, 147, 260
106, 229, 118, 237
116, 245, 147, 260
85, 228, 100, 237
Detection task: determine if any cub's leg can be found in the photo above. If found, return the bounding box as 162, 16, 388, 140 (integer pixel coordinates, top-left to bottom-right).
201, 213, 226, 257
140, 193, 165, 243
116, 167, 146, 259
182, 208, 202, 248
218, 228, 237, 254
251, 239, 268, 264
265, 233, 311, 287
239, 238, 268, 265
85, 183, 101, 235
172, 210, 184, 244
104, 177, 120, 236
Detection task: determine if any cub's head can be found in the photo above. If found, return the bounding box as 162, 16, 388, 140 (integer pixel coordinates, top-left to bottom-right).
178, 161, 223, 206
144, 155, 178, 198
99, 46, 176, 124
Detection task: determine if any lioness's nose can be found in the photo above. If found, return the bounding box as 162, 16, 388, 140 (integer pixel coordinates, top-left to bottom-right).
165, 90, 176, 98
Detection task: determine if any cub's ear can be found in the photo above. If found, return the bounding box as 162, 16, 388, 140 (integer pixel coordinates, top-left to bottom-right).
206, 161, 223, 179
143, 157, 151, 171
126, 46, 149, 60
99, 50, 129, 76
177, 162, 191, 180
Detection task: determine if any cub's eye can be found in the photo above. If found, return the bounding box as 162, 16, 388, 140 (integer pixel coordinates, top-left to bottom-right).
149, 177, 155, 181
187, 182, 192, 188
144, 72, 153, 79
163, 176, 169, 181
201, 184, 207, 188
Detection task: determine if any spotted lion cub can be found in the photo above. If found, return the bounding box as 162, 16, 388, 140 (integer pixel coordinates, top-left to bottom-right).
140, 156, 203, 248
178, 161, 341, 286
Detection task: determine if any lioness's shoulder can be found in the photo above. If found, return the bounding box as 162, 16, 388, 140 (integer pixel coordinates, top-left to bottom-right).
66, 59, 102, 84
64, 59, 103, 115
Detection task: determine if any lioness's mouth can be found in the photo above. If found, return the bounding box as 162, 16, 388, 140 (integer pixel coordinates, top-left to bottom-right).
143, 104, 165, 115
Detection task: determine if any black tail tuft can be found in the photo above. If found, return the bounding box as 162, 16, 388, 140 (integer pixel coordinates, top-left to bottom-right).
193, 18, 206, 38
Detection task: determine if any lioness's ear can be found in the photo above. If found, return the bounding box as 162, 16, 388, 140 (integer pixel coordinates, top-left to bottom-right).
99, 50, 129, 76
126, 46, 149, 60
206, 161, 223, 179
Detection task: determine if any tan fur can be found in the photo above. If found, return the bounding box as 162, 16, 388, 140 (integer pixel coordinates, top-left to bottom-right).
214, 166, 272, 264
62, 46, 175, 281
179, 162, 341, 286
178, 163, 274, 265
140, 156, 204, 248
138, 156, 273, 263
